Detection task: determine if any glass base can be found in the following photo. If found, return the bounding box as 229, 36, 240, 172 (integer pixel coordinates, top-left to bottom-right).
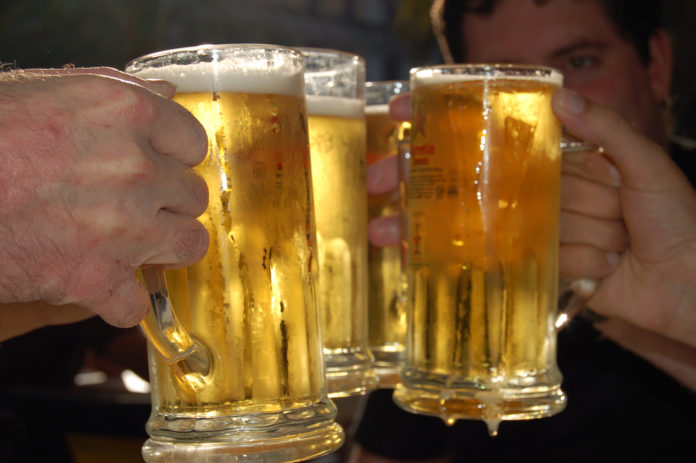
143, 402, 344, 463
392, 373, 566, 435
370, 346, 405, 389
142, 422, 343, 463
373, 366, 400, 389
324, 348, 377, 398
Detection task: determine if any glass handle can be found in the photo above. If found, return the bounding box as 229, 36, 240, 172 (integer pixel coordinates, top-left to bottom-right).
556, 278, 599, 329
556, 138, 604, 329
139, 265, 211, 391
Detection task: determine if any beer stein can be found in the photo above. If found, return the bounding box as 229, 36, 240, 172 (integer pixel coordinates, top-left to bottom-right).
393, 64, 566, 436
300, 48, 377, 397
126, 44, 344, 462
364, 81, 410, 388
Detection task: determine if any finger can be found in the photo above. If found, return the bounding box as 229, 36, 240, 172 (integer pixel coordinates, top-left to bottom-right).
93, 277, 151, 328
562, 148, 621, 187
149, 98, 208, 167
560, 210, 627, 252
142, 211, 209, 267
368, 215, 401, 247
559, 244, 620, 282
57, 70, 208, 166
154, 155, 209, 217
389, 93, 411, 122
33, 70, 206, 167
562, 175, 621, 219
367, 154, 399, 195
553, 88, 689, 192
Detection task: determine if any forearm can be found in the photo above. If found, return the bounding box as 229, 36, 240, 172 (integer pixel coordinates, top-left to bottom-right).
596, 318, 696, 392
0, 302, 93, 342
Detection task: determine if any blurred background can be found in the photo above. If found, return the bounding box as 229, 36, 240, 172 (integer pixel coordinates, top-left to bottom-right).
0, 1, 695, 462
1, 0, 695, 138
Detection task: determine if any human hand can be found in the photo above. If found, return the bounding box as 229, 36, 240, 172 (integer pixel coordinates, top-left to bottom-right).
0, 67, 209, 330
553, 88, 696, 348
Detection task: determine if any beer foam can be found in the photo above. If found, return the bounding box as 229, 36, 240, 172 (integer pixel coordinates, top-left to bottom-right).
306, 95, 364, 118
364, 104, 389, 115
412, 66, 563, 88
132, 62, 305, 96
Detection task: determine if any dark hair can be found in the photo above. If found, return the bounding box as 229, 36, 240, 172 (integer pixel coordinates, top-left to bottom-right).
433, 0, 662, 64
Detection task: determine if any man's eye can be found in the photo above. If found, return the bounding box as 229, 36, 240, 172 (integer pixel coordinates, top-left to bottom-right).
567, 55, 596, 69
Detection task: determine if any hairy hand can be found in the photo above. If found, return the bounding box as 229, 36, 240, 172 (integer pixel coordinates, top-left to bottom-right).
0, 67, 209, 329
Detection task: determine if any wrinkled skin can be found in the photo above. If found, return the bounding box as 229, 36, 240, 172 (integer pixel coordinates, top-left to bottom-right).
0, 68, 209, 340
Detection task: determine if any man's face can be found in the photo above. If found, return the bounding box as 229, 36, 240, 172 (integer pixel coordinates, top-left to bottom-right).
461, 0, 670, 143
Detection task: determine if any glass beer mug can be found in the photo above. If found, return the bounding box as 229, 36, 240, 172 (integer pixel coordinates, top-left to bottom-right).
300, 48, 378, 397
126, 44, 344, 462
365, 81, 410, 388
393, 64, 566, 436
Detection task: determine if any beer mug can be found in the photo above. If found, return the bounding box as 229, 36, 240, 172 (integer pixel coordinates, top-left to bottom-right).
300, 48, 377, 397
365, 81, 410, 388
393, 64, 566, 436
126, 44, 344, 462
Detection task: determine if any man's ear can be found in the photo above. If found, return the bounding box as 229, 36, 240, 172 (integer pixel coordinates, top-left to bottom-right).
647, 29, 673, 103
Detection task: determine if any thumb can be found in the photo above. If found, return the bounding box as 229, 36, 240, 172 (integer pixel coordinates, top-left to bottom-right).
92, 278, 150, 328
552, 88, 684, 192
389, 93, 411, 122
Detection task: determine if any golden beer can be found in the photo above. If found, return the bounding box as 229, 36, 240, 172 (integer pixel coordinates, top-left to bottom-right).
302, 47, 376, 398
157, 90, 322, 406
127, 45, 343, 462
306, 95, 376, 396
393, 65, 566, 434
365, 81, 409, 388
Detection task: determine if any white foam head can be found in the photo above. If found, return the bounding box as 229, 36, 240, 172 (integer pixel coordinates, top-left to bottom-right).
306, 95, 364, 118
411, 65, 563, 89
130, 58, 304, 96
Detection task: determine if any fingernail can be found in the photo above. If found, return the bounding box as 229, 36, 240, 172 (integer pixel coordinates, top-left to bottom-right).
556, 88, 586, 115
609, 164, 622, 185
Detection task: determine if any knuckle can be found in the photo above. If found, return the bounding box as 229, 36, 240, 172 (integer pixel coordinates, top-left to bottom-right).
121, 89, 160, 126
99, 78, 159, 125
73, 75, 160, 128
117, 148, 159, 186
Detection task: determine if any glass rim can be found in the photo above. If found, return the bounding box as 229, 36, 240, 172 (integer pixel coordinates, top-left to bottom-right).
126, 43, 304, 69
365, 80, 409, 87
300, 47, 365, 100
410, 63, 563, 86
365, 80, 410, 106
296, 46, 365, 65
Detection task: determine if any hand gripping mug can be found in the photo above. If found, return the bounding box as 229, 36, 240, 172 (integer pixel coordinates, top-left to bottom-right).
127, 44, 344, 462
393, 64, 566, 436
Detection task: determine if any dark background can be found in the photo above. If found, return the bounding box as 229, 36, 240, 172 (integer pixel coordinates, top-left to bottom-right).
1, 0, 694, 139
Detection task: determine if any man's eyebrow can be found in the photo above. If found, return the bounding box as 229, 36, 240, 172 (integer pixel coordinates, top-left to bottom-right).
549, 41, 608, 59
